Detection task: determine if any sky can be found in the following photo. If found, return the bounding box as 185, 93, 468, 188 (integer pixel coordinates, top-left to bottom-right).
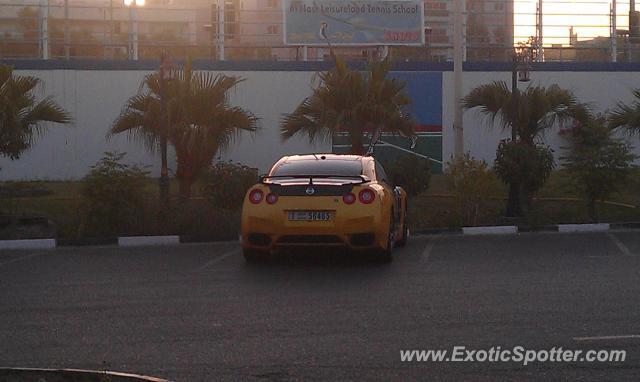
515, 0, 631, 45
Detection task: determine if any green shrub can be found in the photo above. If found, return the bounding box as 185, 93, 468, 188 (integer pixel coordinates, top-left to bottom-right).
494, 140, 555, 206
560, 117, 638, 221
384, 155, 431, 197
202, 161, 259, 210
80, 151, 149, 236
446, 153, 501, 226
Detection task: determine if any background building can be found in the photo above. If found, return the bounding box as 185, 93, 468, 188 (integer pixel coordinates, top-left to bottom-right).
0, 0, 514, 61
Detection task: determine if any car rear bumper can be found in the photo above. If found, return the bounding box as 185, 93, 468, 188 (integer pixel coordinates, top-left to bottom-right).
241, 214, 387, 252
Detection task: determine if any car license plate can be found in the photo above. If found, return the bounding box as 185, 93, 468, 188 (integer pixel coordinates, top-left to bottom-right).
288, 211, 333, 221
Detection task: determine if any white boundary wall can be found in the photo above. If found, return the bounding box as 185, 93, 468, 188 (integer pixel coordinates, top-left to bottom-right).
442, 71, 640, 164
1, 69, 639, 180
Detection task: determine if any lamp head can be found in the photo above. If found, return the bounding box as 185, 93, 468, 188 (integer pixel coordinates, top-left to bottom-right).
517, 62, 531, 82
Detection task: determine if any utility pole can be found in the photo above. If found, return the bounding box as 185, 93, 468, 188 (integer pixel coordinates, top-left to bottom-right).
132, 6, 138, 60
125, 0, 142, 60
612, 0, 617, 62
633, 0, 637, 38
452, 0, 464, 159
40, 0, 49, 59
631, 0, 639, 42
506, 50, 530, 217
159, 53, 173, 209
536, 0, 543, 61
507, 54, 520, 217
110, 0, 114, 49
511, 55, 518, 142
64, 0, 70, 59
218, 0, 225, 60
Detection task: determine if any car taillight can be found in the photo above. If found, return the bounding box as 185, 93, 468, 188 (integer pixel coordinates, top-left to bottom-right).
342, 192, 356, 205
358, 189, 376, 204
249, 189, 264, 204
266, 193, 278, 204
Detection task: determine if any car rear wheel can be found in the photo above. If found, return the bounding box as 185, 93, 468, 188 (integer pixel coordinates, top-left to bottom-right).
243, 249, 269, 263
376, 214, 395, 263
396, 208, 409, 247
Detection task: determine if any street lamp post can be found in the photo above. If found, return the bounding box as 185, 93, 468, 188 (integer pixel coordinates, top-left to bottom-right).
452, 0, 464, 160
506, 50, 531, 217
510, 55, 519, 141
124, 0, 145, 60
510, 51, 531, 140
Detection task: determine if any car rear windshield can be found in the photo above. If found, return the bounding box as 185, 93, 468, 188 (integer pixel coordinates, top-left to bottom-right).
271, 159, 362, 177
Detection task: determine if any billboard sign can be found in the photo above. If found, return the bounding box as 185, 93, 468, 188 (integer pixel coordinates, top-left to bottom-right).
283, 0, 425, 46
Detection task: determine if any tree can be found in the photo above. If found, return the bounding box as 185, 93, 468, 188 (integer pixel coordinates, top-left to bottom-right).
384, 155, 431, 197
446, 153, 500, 226
561, 115, 637, 221
462, 82, 588, 215
0, 65, 71, 160
609, 89, 640, 136
82, 151, 149, 236
280, 55, 415, 155
463, 82, 588, 145
494, 140, 555, 208
517, 36, 541, 62
110, 62, 259, 198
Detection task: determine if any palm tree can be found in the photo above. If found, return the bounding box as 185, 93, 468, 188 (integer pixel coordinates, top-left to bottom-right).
0, 65, 71, 160
609, 89, 640, 136
111, 63, 258, 198
280, 56, 415, 155
462, 81, 588, 145
463, 81, 588, 216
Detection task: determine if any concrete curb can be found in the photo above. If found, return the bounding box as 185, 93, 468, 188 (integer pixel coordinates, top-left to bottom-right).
0, 222, 638, 249
558, 223, 610, 233
117, 235, 180, 247
179, 234, 239, 244
516, 225, 559, 233
57, 237, 118, 247
412, 222, 639, 236
610, 222, 640, 229
462, 226, 518, 235
0, 238, 56, 250
412, 227, 463, 235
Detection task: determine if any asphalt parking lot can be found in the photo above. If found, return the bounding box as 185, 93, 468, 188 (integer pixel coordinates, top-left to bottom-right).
1, 231, 639, 381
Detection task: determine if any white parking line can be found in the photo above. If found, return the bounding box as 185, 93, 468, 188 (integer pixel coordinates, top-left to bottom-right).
421, 235, 440, 263
607, 233, 634, 256
574, 335, 640, 341
195, 248, 240, 272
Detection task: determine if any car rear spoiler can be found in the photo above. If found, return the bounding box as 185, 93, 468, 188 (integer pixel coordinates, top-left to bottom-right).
259, 174, 370, 185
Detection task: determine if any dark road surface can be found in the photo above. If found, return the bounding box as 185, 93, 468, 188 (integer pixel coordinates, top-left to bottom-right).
1, 231, 639, 381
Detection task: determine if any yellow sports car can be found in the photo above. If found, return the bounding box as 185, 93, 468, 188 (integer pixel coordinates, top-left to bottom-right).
240, 154, 408, 262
